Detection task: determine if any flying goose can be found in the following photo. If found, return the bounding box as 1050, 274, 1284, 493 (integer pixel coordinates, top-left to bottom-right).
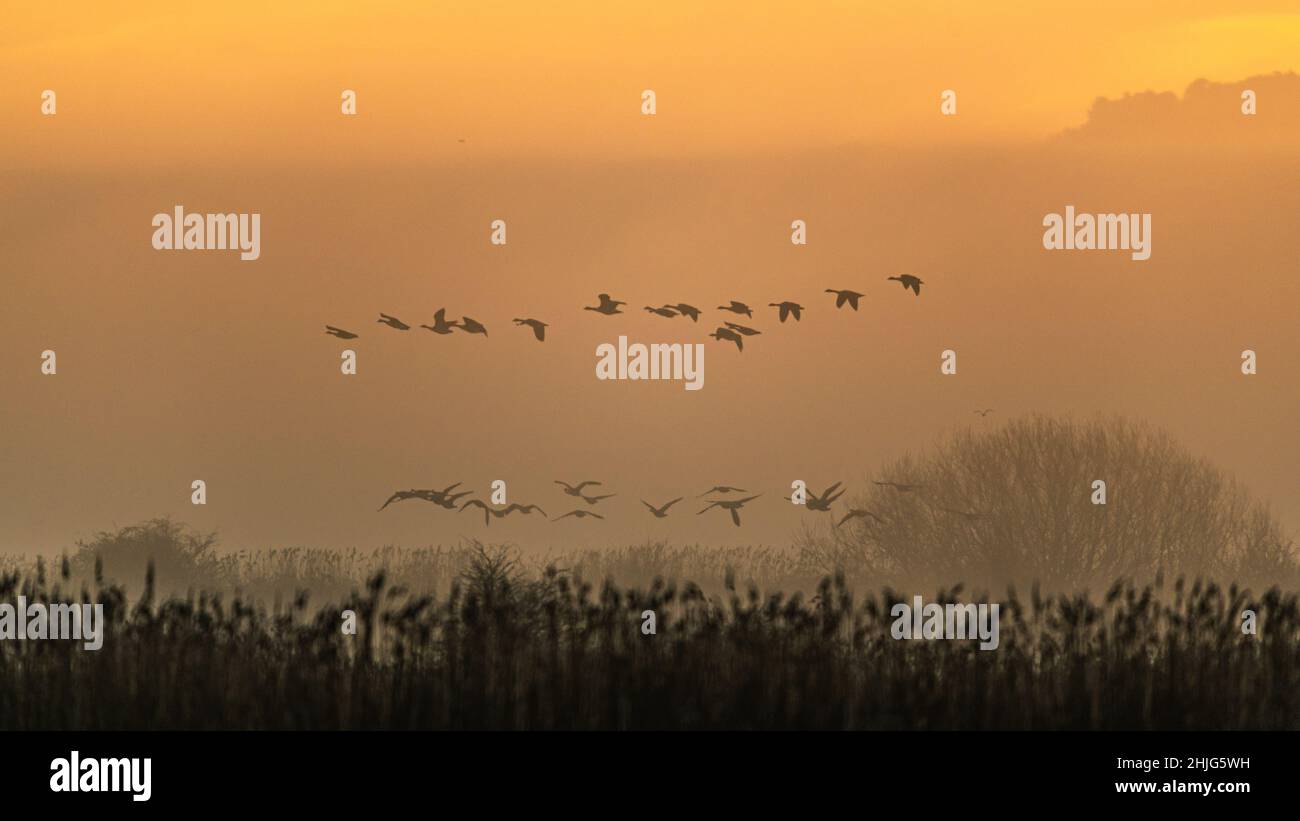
513, 318, 548, 341
804, 482, 845, 511
553, 509, 605, 521
697, 494, 762, 527
645, 306, 678, 318
825, 289, 864, 310
723, 322, 761, 336
769, 301, 804, 323
717, 300, 753, 318
455, 316, 488, 337
642, 498, 684, 517
887, 274, 923, 295
697, 486, 747, 496
709, 327, 744, 352
585, 293, 625, 315
838, 508, 885, 527
325, 325, 359, 339
420, 309, 456, 335
556, 480, 603, 497
378, 313, 410, 330
671, 303, 702, 322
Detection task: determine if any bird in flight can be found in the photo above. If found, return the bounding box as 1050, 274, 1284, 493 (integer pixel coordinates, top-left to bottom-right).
825, 289, 864, 310
698, 495, 761, 527
585, 294, 626, 315
974, 408, 994, 417
642, 498, 684, 517
887, 274, 923, 295
325, 325, 358, 339
513, 318, 548, 341
874, 480, 926, 492
644, 306, 678, 318
717, 300, 753, 318
420, 309, 456, 335
723, 322, 761, 336
377, 489, 426, 511
503, 503, 547, 518
670, 303, 702, 322
378, 313, 410, 330
709, 327, 744, 352
697, 486, 747, 496
770, 301, 805, 323
804, 482, 846, 511
459, 498, 504, 526
556, 480, 603, 497
581, 493, 617, 505
455, 316, 488, 337
838, 508, 885, 527
553, 509, 605, 521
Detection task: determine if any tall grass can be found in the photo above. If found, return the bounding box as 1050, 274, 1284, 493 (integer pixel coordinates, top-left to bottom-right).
1, 546, 1295, 730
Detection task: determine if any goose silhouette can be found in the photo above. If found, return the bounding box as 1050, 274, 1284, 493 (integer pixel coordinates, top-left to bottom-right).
645, 306, 677, 318
698, 494, 761, 527
642, 498, 683, 517
888, 274, 923, 295
770, 301, 804, 323
378, 313, 410, 330
325, 325, 358, 339
804, 481, 845, 511
420, 309, 456, 335
455, 316, 488, 337
671, 303, 702, 322
697, 486, 747, 496
838, 508, 885, 527
723, 322, 761, 336
513, 318, 547, 341
553, 509, 604, 521
717, 300, 753, 318
974, 408, 994, 417
556, 480, 602, 497
825, 289, 864, 310
585, 294, 625, 315
709, 327, 744, 352
580, 492, 616, 505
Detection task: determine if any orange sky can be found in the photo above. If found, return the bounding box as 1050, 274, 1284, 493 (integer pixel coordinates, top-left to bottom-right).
4, 2, 1300, 165
1, 3, 1297, 556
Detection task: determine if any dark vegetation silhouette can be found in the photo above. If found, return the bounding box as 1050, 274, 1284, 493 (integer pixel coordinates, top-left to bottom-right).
3, 416, 1295, 730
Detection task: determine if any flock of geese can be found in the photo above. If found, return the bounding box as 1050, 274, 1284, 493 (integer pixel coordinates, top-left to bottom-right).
324, 275, 925, 352
376, 470, 993, 528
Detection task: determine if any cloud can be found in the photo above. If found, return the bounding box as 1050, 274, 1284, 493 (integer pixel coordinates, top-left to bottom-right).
1057, 72, 1300, 145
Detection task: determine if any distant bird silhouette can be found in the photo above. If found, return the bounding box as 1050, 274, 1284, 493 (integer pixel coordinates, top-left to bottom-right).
585, 293, 625, 315
769, 301, 804, 323
974, 408, 995, 417
513, 318, 547, 341
581, 493, 616, 505
723, 322, 761, 336
644, 306, 677, 318
671, 303, 702, 322
432, 489, 474, 509
642, 498, 684, 517
455, 316, 488, 337
553, 509, 604, 521
838, 508, 885, 527
556, 480, 602, 497
717, 300, 753, 318
698, 494, 761, 527
420, 309, 456, 335
825, 289, 864, 310
459, 498, 503, 526
502, 503, 547, 518
805, 482, 845, 511
888, 274, 923, 295
325, 325, 358, 339
874, 480, 926, 492
377, 489, 425, 511
709, 327, 744, 352
378, 313, 410, 330
697, 486, 747, 496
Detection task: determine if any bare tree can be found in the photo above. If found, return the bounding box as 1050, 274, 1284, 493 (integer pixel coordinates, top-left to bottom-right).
800, 415, 1296, 592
